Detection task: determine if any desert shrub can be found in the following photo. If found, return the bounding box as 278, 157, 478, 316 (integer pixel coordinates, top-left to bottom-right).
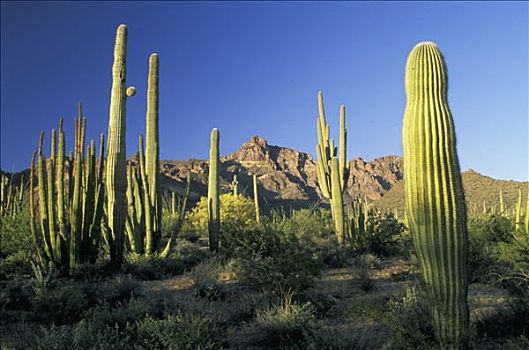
123, 253, 185, 280
466, 214, 513, 283
231, 229, 322, 295
174, 239, 211, 268
357, 212, 406, 257
188, 258, 225, 301
127, 313, 221, 350
32, 281, 90, 325
0, 277, 35, 327
385, 286, 437, 349
237, 293, 347, 349
267, 207, 334, 238
301, 235, 353, 268
36, 300, 220, 350
353, 254, 377, 292
468, 214, 513, 244
83, 274, 143, 307
186, 193, 260, 236
0, 210, 34, 279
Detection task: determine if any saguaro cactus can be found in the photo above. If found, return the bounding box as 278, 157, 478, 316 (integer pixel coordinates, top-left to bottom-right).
232, 174, 239, 196
208, 128, 220, 251
402, 42, 469, 347
316, 92, 349, 243
145, 53, 162, 252
253, 174, 260, 223
106, 24, 134, 268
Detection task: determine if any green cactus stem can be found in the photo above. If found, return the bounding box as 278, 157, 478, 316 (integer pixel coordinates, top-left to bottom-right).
499, 190, 505, 215
403, 42, 469, 348
106, 24, 134, 268
208, 128, 220, 252
315, 91, 350, 243
232, 174, 239, 196
253, 174, 260, 223
145, 53, 162, 249
514, 189, 522, 232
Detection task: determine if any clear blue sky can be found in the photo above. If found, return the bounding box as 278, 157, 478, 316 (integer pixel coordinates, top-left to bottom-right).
1, 1, 527, 181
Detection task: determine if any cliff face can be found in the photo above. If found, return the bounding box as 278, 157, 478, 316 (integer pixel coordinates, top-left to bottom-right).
159, 136, 404, 207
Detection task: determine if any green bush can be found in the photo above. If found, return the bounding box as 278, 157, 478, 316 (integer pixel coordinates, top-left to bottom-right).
0, 210, 34, 279
466, 214, 514, 283
123, 241, 209, 280
301, 235, 353, 268
231, 229, 322, 296
128, 313, 221, 350
186, 193, 260, 236
267, 207, 334, 238
36, 300, 220, 350
32, 281, 90, 325
385, 286, 437, 349
357, 212, 406, 257
236, 293, 347, 349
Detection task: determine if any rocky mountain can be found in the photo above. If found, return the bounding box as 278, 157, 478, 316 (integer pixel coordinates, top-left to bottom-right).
160, 135, 404, 209
159, 135, 527, 212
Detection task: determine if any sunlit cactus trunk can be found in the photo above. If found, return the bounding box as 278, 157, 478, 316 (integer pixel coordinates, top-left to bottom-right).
105, 24, 134, 268
208, 128, 220, 252
145, 53, 162, 252
402, 42, 469, 348
315, 92, 349, 243
253, 174, 260, 223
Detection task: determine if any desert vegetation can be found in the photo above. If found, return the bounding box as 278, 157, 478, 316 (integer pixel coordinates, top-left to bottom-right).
1, 24, 528, 350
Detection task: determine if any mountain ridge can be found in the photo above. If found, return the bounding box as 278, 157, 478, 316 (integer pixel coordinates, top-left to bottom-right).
2, 135, 527, 212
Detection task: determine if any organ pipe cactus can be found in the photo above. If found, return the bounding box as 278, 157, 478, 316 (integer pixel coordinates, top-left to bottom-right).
0, 173, 25, 217
253, 174, 260, 223
316, 92, 350, 243
30, 111, 105, 272
105, 24, 134, 268
208, 128, 220, 251
402, 42, 469, 347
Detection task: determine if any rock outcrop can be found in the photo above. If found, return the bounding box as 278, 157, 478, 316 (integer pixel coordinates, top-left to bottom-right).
159, 136, 404, 208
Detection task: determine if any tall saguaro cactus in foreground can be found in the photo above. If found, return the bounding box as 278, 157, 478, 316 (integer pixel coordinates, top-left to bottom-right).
106, 24, 135, 268
402, 42, 469, 347
208, 128, 220, 251
316, 92, 350, 243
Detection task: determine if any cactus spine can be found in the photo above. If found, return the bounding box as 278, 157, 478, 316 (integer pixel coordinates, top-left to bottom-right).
316, 92, 349, 243
106, 24, 133, 268
402, 42, 468, 347
253, 174, 260, 223
208, 128, 220, 251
